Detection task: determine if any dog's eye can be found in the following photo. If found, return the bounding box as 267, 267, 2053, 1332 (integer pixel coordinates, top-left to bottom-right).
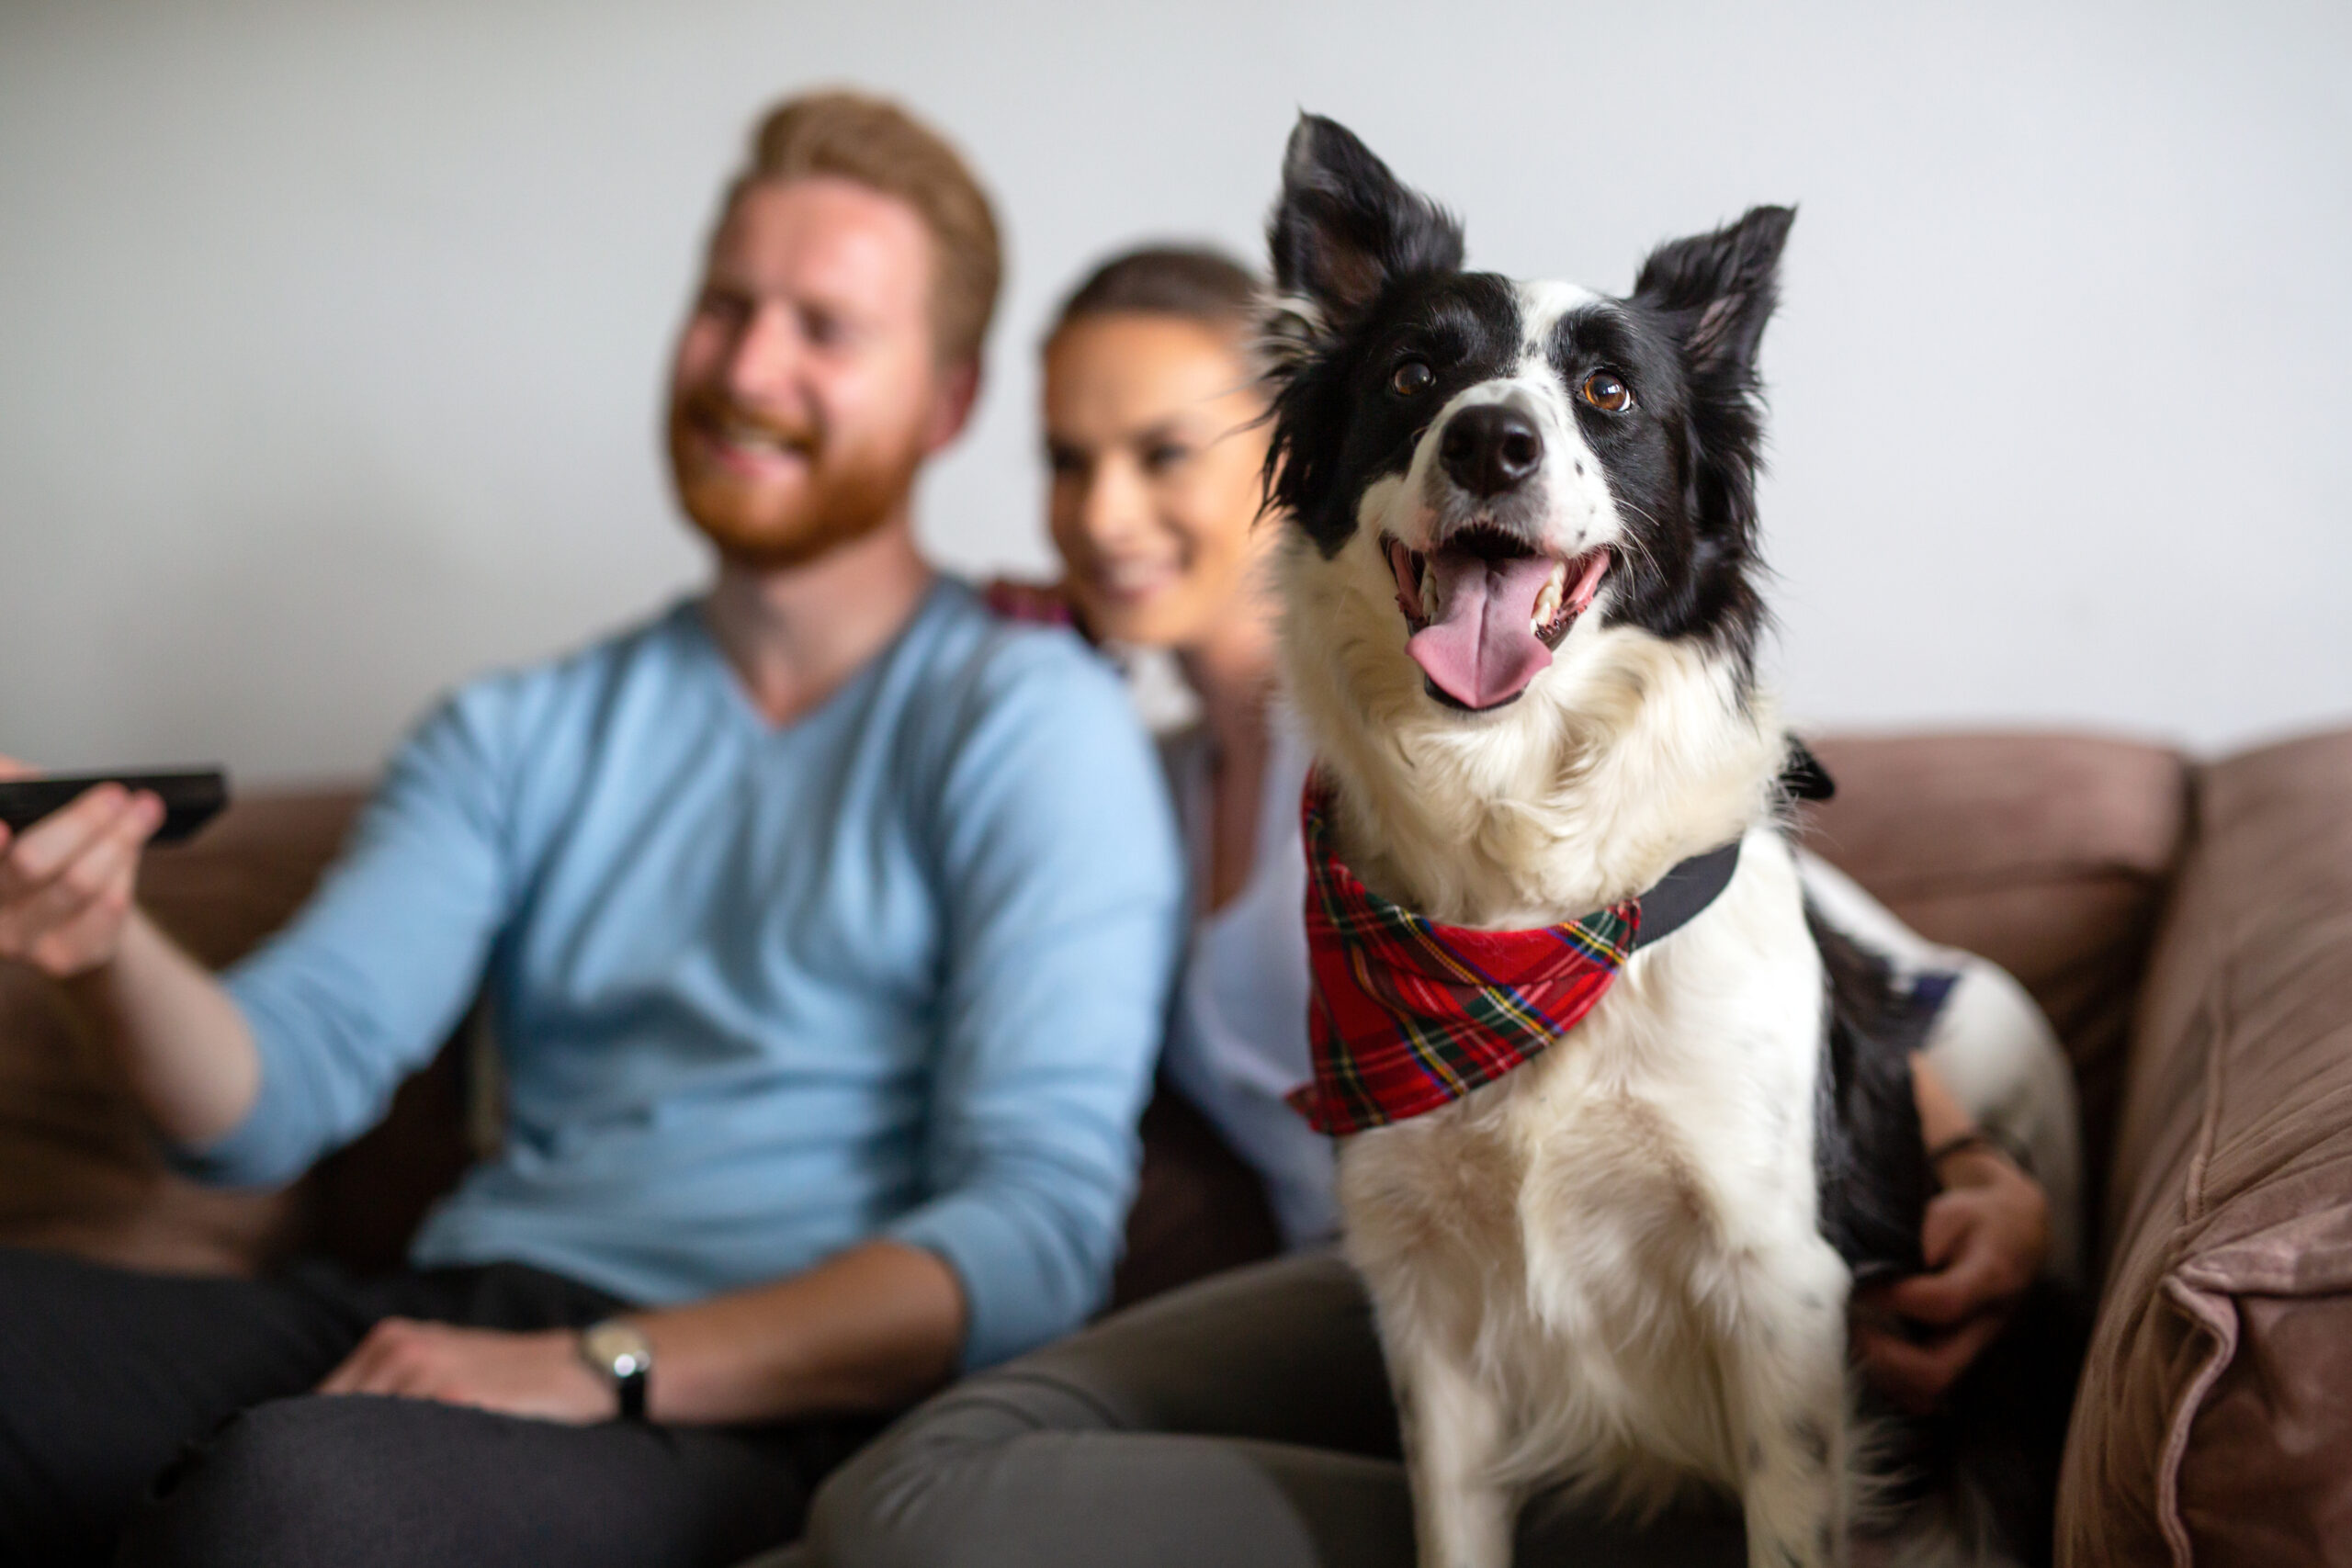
1389, 359, 1435, 398
1580, 372, 1633, 412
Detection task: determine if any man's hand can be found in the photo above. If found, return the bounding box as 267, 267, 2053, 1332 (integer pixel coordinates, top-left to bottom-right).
318, 1319, 618, 1424
1852, 1145, 2051, 1414
0, 757, 164, 979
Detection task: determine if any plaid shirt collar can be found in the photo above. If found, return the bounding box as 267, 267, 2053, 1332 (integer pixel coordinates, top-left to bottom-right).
1286, 773, 1743, 1136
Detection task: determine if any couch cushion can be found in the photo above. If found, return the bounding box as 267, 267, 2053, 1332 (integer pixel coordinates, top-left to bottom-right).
1801, 733, 2189, 1236
0, 789, 363, 1275
1111, 1085, 1282, 1311
2056, 728, 2352, 1568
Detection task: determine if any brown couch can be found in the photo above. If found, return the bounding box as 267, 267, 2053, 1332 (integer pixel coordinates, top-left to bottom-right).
3, 728, 2346, 1564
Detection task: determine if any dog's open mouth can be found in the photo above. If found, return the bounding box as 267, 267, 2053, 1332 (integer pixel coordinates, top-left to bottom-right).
1385, 527, 1611, 713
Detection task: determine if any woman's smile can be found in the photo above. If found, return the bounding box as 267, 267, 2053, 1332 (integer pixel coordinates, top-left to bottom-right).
1042, 311, 1273, 650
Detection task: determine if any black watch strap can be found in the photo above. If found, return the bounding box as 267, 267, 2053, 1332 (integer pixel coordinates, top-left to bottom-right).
615, 1364, 648, 1423
580, 1320, 653, 1424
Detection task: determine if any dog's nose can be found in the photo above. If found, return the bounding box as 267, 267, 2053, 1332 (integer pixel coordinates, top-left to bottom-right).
1438, 405, 1544, 497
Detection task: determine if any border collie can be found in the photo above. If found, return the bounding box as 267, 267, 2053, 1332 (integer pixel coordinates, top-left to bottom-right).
1259, 114, 2032, 1567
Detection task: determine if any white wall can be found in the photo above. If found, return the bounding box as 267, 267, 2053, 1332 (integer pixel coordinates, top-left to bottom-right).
3, 0, 2346, 782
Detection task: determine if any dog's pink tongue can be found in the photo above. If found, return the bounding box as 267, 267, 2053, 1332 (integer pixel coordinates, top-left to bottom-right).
1406, 548, 1558, 710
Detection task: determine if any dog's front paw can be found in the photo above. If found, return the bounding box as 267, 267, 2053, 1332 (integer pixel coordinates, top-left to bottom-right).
1395, 1351, 1515, 1568
1741, 1465, 1844, 1568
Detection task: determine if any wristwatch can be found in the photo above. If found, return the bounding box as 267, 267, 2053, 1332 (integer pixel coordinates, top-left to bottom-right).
579, 1319, 654, 1422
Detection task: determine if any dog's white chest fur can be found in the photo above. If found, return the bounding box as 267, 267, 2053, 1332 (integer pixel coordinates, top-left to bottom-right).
1336, 830, 1855, 1537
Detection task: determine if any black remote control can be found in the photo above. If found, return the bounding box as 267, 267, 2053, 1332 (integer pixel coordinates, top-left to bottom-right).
0, 770, 230, 845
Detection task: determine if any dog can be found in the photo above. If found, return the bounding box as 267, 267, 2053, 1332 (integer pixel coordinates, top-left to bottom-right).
1258, 113, 2046, 1567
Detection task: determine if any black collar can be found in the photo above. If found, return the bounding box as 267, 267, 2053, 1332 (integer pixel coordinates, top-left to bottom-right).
1629, 737, 1835, 951
1630, 839, 1743, 950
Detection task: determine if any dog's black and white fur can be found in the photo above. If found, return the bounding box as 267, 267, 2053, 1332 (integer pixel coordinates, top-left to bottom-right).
1259, 115, 2028, 1567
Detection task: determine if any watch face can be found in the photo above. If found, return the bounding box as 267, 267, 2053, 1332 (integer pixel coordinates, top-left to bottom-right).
582, 1321, 653, 1379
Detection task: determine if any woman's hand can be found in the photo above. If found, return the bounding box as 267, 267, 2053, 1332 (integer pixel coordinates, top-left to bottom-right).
981, 576, 1081, 634
1853, 1144, 2051, 1414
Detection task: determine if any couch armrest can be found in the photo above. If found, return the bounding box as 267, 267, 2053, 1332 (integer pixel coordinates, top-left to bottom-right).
2057, 729, 2352, 1567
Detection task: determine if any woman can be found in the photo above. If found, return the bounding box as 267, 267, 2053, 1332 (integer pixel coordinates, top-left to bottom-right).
794, 247, 2077, 1567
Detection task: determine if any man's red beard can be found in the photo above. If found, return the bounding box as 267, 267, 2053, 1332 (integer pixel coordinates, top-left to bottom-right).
667, 390, 927, 571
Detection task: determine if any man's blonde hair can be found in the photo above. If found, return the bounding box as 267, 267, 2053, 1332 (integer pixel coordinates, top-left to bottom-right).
731, 89, 1003, 368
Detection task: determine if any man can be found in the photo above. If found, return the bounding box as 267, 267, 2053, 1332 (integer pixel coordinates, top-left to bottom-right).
0, 90, 1183, 1568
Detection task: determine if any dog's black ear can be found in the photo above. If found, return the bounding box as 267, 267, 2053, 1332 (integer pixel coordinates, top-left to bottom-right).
1631, 205, 1795, 382
1625, 207, 1792, 622
1268, 114, 1464, 345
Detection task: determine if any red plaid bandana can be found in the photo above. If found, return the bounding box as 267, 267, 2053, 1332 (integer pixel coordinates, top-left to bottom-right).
1287, 775, 1734, 1136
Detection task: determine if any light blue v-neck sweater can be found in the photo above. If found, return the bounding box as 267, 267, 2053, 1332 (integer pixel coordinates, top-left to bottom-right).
188, 581, 1183, 1369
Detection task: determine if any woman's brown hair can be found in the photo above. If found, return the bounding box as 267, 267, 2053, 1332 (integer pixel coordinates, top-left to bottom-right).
1048, 244, 1261, 343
